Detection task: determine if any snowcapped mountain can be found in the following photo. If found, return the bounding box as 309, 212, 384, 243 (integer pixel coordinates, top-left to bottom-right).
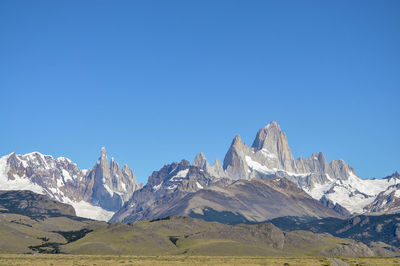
193, 121, 400, 215
111, 159, 342, 223
363, 172, 400, 214
1, 121, 398, 223
110, 159, 215, 222
0, 148, 140, 221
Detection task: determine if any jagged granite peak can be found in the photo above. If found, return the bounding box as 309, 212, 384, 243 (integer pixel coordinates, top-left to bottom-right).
251, 121, 282, 150
222, 135, 241, 171
223, 122, 298, 180
223, 134, 251, 180
193, 152, 208, 169
212, 121, 400, 215
251, 121, 296, 173
327, 159, 354, 180
208, 158, 225, 178
221, 122, 356, 183
295, 152, 329, 175
232, 134, 242, 146
86, 147, 139, 212
193, 153, 225, 179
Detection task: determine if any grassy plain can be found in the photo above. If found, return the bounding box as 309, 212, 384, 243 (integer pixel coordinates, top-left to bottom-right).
0, 254, 332, 265
2, 255, 400, 265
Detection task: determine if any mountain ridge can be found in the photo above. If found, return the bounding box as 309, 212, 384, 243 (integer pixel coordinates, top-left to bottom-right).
0, 148, 140, 221
0, 121, 399, 222
192, 121, 400, 215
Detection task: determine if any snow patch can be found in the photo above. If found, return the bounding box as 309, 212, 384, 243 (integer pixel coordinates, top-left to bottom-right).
20, 158, 29, 168
260, 148, 277, 159
103, 184, 114, 196
196, 182, 203, 189
168, 165, 178, 174
82, 169, 90, 176
167, 184, 177, 190
62, 169, 73, 182
170, 169, 189, 181
245, 156, 275, 175
120, 182, 127, 191
153, 182, 163, 192
56, 178, 64, 187
56, 157, 72, 163
63, 199, 114, 222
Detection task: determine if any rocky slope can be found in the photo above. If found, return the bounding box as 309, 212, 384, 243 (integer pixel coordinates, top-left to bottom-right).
0, 190, 76, 217
110, 160, 219, 223
0, 148, 140, 221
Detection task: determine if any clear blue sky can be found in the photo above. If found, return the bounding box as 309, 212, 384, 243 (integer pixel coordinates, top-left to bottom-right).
1, 0, 399, 183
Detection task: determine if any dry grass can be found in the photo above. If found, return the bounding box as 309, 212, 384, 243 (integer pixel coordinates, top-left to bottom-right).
0, 254, 330, 266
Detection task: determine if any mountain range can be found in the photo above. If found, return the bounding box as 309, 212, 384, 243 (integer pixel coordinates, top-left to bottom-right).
0, 121, 399, 223
0, 147, 141, 221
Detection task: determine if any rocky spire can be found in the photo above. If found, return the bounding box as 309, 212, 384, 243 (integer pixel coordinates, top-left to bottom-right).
86, 147, 140, 212
122, 164, 138, 186
252, 121, 281, 150
99, 147, 110, 178
223, 134, 249, 179
251, 121, 296, 172
208, 158, 225, 178
296, 152, 329, 174
328, 159, 354, 180
193, 152, 208, 169
223, 135, 243, 170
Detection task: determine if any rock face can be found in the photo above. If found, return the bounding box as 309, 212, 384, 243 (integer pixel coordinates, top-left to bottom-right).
0, 148, 139, 221
319, 195, 351, 217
